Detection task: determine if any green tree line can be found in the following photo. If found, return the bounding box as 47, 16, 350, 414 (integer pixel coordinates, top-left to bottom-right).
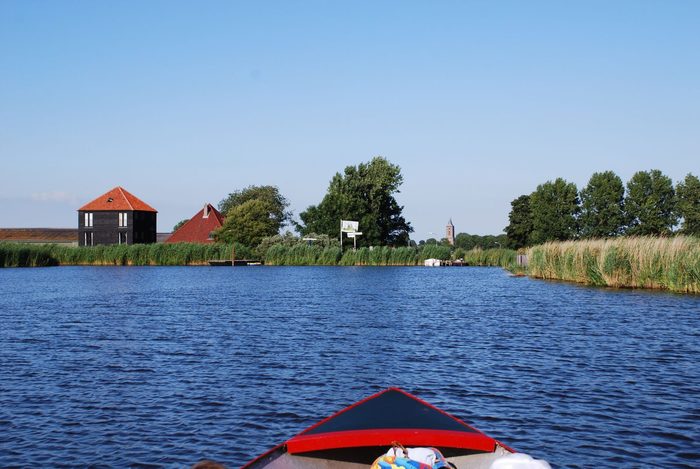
505, 170, 700, 249
192, 156, 512, 258
209, 157, 412, 251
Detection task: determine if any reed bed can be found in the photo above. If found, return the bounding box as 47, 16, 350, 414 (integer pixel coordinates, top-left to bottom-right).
526, 236, 700, 293
339, 246, 419, 266
0, 243, 60, 267
263, 243, 513, 266
461, 248, 517, 268
420, 244, 453, 262
1, 241, 517, 270
264, 243, 455, 266
0, 242, 252, 267
264, 244, 342, 266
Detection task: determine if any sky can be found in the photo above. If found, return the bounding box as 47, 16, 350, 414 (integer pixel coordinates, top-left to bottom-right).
1, 1, 698, 239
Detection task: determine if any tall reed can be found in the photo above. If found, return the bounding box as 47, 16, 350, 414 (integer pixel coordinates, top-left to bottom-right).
337, 246, 420, 266
0, 243, 59, 267
1, 241, 520, 271
526, 236, 700, 293
264, 243, 514, 267
0, 242, 252, 267
461, 248, 517, 268
263, 244, 342, 266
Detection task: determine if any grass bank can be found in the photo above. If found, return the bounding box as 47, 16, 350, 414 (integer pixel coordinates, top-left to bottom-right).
0, 242, 252, 267
526, 236, 700, 293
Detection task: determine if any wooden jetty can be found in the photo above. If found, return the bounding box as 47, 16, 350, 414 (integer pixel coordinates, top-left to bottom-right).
208, 259, 263, 266
208, 243, 262, 266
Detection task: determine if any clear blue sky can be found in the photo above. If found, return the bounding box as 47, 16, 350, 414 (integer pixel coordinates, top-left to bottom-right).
1, 1, 698, 238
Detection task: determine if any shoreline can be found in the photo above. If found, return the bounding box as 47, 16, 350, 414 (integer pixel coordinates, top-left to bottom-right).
3, 238, 698, 294
524, 236, 700, 294
0, 242, 515, 269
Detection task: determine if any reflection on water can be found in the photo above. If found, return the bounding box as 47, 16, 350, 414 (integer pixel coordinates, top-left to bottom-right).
0, 266, 699, 467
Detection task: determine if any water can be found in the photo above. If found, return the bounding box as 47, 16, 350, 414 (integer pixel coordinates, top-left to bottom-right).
0, 266, 699, 468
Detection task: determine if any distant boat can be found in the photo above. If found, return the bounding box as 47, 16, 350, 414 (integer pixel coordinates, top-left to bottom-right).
243, 388, 547, 468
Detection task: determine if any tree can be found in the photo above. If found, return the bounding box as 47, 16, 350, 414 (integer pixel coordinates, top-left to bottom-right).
298, 157, 413, 246
172, 219, 189, 232
218, 185, 291, 230
579, 171, 626, 238
454, 233, 476, 250
676, 173, 700, 236
455, 233, 508, 250
215, 198, 279, 246
624, 170, 677, 236
529, 178, 580, 244
504, 194, 533, 249
214, 185, 291, 247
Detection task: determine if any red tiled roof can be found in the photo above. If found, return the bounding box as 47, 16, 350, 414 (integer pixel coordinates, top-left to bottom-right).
78, 186, 157, 212
165, 203, 224, 244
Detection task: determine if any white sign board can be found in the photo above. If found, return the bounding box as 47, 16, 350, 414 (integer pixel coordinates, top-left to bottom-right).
340, 220, 359, 233
346, 232, 362, 238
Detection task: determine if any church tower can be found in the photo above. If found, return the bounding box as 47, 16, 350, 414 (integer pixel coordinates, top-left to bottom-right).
446, 219, 455, 246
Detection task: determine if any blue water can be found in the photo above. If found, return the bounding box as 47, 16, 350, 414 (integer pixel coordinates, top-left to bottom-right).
0, 266, 699, 468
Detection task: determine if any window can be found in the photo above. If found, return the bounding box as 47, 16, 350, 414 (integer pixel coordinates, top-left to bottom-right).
84, 212, 93, 227
118, 232, 127, 245
84, 232, 93, 246
118, 212, 128, 227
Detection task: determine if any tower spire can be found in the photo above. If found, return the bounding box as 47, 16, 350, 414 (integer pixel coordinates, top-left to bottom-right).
446, 218, 455, 246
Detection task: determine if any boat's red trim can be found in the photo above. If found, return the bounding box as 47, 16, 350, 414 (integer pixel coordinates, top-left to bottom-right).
495, 438, 516, 454
243, 388, 510, 466
287, 428, 496, 454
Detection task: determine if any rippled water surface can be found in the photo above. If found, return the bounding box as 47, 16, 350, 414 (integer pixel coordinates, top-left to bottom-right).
1, 266, 699, 467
